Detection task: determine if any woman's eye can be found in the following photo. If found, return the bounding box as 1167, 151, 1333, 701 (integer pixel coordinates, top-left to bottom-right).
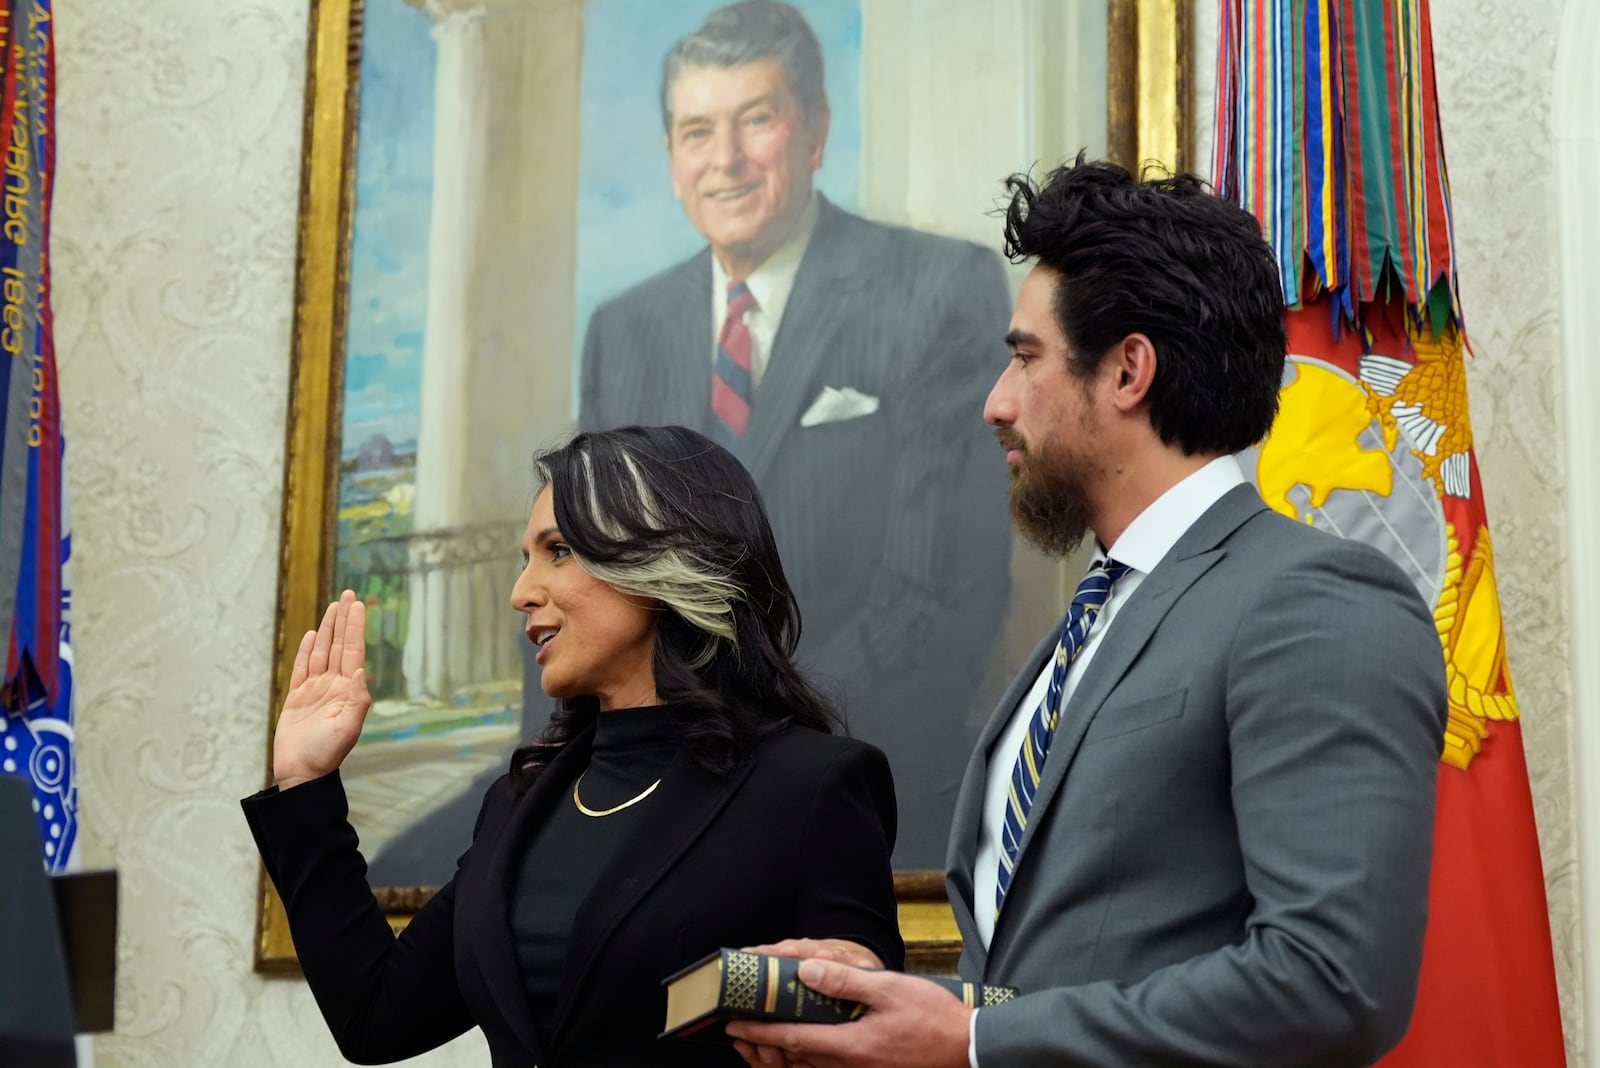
550, 542, 572, 561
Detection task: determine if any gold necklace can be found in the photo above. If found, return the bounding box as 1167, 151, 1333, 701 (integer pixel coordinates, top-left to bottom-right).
572, 770, 662, 817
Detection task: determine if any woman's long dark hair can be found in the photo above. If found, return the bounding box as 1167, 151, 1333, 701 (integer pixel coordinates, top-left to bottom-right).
509, 425, 839, 783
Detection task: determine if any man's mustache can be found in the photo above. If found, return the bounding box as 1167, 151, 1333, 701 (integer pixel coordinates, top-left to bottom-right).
996, 429, 1025, 453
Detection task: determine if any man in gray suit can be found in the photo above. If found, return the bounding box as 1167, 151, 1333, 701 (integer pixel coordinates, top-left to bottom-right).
729, 158, 1447, 1067
580, 0, 1012, 867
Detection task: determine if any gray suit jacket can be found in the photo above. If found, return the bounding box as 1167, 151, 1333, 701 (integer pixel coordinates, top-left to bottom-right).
581, 198, 1013, 867
948, 484, 1447, 1068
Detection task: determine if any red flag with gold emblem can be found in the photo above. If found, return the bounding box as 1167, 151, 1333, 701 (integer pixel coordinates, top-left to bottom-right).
1214, 0, 1564, 1063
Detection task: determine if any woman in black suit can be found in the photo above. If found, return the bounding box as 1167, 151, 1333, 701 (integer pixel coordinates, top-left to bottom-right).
243, 426, 902, 1067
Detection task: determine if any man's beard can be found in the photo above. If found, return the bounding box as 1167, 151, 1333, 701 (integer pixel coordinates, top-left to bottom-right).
1003, 430, 1095, 557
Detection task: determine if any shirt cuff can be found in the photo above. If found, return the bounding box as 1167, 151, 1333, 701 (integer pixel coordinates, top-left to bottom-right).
968, 1006, 981, 1068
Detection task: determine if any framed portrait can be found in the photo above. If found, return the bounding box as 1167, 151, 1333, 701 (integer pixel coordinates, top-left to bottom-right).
256, 0, 1191, 973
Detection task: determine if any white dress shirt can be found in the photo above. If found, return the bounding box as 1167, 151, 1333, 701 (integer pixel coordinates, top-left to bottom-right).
967, 454, 1246, 1068
709, 194, 819, 390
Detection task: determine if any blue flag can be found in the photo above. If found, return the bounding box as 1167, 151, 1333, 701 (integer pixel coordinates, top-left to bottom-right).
0, 0, 71, 871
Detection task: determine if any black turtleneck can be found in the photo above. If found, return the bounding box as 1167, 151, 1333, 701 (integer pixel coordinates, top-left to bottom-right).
511, 704, 685, 1045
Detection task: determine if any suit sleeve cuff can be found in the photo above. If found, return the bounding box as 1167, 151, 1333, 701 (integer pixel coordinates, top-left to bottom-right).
969, 1006, 981, 1068
240, 770, 353, 870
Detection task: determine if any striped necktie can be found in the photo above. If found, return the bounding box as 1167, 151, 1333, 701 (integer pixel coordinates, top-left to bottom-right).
995, 558, 1131, 919
710, 280, 756, 450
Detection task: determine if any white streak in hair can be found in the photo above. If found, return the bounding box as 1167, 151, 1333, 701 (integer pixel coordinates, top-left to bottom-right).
549, 447, 744, 669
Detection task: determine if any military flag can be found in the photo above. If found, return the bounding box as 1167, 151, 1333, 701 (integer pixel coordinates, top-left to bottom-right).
0, 0, 74, 874
1213, 1, 1565, 1063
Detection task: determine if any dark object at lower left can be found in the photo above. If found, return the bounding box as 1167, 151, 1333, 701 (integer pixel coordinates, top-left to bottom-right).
0, 775, 118, 1068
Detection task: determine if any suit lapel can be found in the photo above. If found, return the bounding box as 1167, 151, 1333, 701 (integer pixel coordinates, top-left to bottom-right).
1005, 485, 1269, 887
974, 629, 1059, 761
661, 251, 714, 431
742, 198, 856, 482
547, 750, 755, 1049
943, 629, 1058, 970
468, 734, 596, 1063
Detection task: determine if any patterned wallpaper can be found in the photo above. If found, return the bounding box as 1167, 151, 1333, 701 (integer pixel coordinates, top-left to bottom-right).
1431, 1, 1580, 1060
52, 1, 486, 1064
51, 0, 1577, 1065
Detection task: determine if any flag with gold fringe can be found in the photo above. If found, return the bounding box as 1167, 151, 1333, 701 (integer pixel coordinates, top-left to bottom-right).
1214, 0, 1564, 1063
0, 0, 73, 873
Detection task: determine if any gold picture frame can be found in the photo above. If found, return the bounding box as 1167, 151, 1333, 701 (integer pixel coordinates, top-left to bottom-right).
255, 0, 1191, 975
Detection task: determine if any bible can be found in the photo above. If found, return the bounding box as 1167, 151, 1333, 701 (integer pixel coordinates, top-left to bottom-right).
661, 947, 1018, 1038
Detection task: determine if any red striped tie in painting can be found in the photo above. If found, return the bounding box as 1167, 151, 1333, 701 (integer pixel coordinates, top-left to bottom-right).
1214, 1, 1564, 1064
711, 279, 756, 447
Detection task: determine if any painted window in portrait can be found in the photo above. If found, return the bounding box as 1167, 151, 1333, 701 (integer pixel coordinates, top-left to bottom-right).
260, 0, 1189, 970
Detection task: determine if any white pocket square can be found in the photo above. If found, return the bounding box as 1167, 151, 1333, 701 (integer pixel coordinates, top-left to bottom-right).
800, 386, 880, 428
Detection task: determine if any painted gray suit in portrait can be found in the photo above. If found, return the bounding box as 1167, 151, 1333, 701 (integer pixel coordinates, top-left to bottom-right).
949, 484, 1447, 1066
365, 0, 1016, 882
581, 195, 1012, 867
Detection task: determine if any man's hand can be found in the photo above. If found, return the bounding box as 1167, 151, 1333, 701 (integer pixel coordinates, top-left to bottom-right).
727, 960, 973, 1068
743, 939, 885, 971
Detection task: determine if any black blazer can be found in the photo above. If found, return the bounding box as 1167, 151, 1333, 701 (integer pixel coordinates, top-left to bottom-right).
243, 723, 902, 1068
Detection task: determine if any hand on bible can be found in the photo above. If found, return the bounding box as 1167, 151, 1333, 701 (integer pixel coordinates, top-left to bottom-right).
742, 939, 885, 972
729, 961, 972, 1068
272, 590, 372, 791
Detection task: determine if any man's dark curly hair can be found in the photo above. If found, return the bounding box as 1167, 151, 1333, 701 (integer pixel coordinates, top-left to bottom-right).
1002, 153, 1288, 454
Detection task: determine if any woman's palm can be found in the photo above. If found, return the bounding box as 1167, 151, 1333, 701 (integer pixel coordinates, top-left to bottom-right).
273, 591, 372, 789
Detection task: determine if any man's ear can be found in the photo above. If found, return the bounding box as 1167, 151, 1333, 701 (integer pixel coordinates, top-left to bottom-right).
1107, 333, 1157, 412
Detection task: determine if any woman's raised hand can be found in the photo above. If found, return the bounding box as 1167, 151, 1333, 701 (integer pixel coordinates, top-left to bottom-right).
272, 590, 372, 790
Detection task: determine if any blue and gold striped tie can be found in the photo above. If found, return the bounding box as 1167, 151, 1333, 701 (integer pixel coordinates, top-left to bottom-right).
995, 558, 1131, 919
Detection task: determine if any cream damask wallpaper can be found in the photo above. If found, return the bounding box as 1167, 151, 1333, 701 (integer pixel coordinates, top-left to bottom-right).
50, 1, 1578, 1066
51, 1, 487, 1065
1433, 2, 1580, 1061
